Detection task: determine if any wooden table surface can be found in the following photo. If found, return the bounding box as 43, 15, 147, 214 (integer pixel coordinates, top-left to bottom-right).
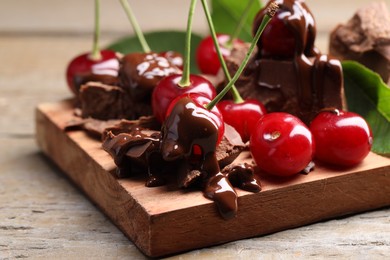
1, 0, 389, 259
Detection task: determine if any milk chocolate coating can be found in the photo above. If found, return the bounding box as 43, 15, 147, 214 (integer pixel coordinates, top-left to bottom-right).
227, 0, 345, 125
329, 1, 390, 85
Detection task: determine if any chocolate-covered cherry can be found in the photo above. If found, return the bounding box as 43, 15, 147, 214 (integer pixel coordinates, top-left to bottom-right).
162, 93, 224, 161
66, 50, 119, 94
253, 0, 316, 58
120, 52, 181, 101
152, 74, 216, 123
196, 34, 243, 75
250, 112, 314, 177
259, 13, 296, 58
310, 109, 373, 166
217, 99, 266, 143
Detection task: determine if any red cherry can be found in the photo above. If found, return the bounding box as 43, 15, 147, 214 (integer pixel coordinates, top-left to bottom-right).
217, 99, 267, 143
250, 113, 314, 177
258, 12, 296, 58
66, 49, 119, 94
310, 109, 373, 166
196, 34, 243, 75
151, 74, 216, 123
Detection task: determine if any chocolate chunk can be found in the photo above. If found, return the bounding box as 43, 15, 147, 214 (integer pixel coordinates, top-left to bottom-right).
79, 82, 135, 120
329, 1, 390, 85
226, 50, 345, 124
102, 116, 160, 140
216, 124, 247, 168
73, 73, 120, 95
225, 0, 345, 125
102, 130, 165, 183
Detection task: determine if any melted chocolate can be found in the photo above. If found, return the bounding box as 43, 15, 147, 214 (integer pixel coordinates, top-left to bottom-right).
231, 0, 344, 124
102, 128, 166, 187
101, 96, 258, 219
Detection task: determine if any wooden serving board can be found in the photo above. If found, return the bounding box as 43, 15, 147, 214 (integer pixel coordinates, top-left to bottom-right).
35, 100, 390, 258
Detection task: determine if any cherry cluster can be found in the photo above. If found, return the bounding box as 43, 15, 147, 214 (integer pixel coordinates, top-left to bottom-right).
250, 109, 372, 177
65, 0, 373, 179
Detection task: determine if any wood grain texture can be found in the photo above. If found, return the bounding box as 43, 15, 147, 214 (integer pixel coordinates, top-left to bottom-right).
1, 0, 390, 258
36, 100, 390, 257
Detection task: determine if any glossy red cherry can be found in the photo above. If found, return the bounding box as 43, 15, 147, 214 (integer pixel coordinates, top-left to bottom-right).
66, 49, 119, 94
217, 99, 267, 143
250, 112, 314, 177
258, 12, 296, 58
151, 74, 216, 123
310, 109, 373, 166
196, 34, 243, 75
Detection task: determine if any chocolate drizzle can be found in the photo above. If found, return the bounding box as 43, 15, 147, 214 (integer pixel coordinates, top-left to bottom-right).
231, 0, 344, 125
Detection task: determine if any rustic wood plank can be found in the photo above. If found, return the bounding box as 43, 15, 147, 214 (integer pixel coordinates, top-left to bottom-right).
36, 99, 390, 257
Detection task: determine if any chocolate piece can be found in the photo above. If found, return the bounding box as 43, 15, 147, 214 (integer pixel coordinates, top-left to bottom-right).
65, 115, 159, 142
79, 82, 135, 120
329, 1, 390, 85
226, 0, 345, 125
102, 130, 167, 186
73, 73, 120, 95
65, 117, 121, 139
216, 124, 247, 168
103, 116, 160, 139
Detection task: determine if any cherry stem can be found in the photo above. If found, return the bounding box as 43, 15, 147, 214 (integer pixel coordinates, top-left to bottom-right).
119, 0, 151, 53
200, 0, 243, 103
206, 3, 278, 111
227, 0, 257, 47
179, 0, 198, 87
90, 0, 102, 61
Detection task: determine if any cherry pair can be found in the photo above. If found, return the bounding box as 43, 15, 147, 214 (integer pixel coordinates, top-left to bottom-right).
250, 109, 373, 177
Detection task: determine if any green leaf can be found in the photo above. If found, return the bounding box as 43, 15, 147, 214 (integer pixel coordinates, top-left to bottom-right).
211, 0, 262, 42
106, 30, 202, 74
342, 60, 390, 156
